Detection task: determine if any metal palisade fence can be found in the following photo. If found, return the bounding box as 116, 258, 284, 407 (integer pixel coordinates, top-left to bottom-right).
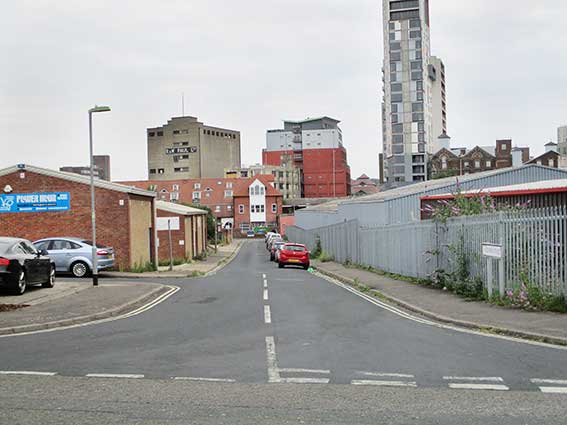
286, 206, 567, 296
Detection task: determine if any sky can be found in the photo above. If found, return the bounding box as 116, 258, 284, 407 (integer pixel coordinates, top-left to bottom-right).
1, 0, 566, 181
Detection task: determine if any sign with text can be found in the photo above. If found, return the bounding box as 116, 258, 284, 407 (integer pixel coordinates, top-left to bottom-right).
0, 192, 70, 213
165, 146, 198, 155
482, 243, 503, 259
156, 216, 180, 231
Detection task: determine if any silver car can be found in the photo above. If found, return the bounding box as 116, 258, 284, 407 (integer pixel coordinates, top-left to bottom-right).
33, 237, 115, 278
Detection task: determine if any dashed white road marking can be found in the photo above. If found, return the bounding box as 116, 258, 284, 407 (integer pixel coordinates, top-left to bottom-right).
263, 280, 268, 289
85, 373, 144, 379
279, 368, 330, 374
264, 305, 272, 324
448, 383, 509, 391
280, 377, 330, 384
0, 371, 57, 376
351, 380, 417, 387
358, 372, 414, 379
443, 376, 504, 382
263, 288, 269, 301
315, 271, 567, 351
531, 379, 567, 394
265, 336, 281, 383
173, 377, 236, 383
262, 274, 266, 279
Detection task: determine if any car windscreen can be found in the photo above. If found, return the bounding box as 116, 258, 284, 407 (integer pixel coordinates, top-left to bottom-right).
284, 245, 305, 252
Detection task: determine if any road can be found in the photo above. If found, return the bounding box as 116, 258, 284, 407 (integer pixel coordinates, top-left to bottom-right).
0, 240, 566, 424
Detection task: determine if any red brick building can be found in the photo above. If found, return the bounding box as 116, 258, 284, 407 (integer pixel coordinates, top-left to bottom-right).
263, 117, 351, 198
119, 177, 235, 228
351, 174, 380, 196
155, 201, 208, 262
232, 175, 283, 236
0, 165, 157, 270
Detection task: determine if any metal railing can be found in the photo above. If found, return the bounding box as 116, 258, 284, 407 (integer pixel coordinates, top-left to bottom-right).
286, 207, 567, 295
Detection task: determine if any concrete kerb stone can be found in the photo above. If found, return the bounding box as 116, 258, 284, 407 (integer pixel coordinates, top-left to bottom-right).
203, 241, 244, 277
315, 267, 567, 347
0, 283, 171, 336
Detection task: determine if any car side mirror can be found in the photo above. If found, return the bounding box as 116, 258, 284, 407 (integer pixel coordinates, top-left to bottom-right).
39, 249, 49, 256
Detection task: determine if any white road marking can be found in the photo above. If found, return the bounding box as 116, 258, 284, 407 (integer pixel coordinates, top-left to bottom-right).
0, 371, 57, 376
173, 377, 236, 383
264, 305, 272, 324
262, 274, 266, 279
85, 373, 144, 379
263, 280, 268, 289
279, 368, 330, 374
443, 376, 504, 382
263, 289, 269, 301
315, 271, 567, 351
351, 379, 417, 387
280, 377, 330, 384
357, 372, 414, 378
539, 387, 567, 394
0, 285, 180, 339
265, 336, 281, 383
531, 378, 567, 385
448, 383, 509, 391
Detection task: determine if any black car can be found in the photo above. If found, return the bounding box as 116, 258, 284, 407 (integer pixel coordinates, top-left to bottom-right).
0, 237, 55, 295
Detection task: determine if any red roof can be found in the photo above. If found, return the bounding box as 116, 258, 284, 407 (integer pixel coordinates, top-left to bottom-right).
232, 174, 282, 197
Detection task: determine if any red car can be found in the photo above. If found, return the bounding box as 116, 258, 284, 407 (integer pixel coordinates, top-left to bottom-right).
278, 243, 310, 270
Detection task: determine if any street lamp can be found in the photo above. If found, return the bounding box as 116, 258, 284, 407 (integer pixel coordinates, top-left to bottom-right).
88, 105, 111, 286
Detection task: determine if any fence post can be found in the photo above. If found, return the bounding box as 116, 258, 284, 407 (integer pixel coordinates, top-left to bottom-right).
498, 211, 505, 297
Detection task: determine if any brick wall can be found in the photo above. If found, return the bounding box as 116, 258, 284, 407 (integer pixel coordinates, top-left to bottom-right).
156, 209, 188, 261
0, 170, 151, 270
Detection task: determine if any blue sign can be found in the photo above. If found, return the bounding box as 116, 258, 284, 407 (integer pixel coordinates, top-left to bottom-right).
0, 192, 71, 213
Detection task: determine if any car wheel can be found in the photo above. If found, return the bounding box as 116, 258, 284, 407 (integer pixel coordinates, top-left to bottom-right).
278, 262, 284, 269
270, 253, 274, 261
13, 271, 27, 295
71, 261, 89, 278
303, 264, 309, 270
42, 265, 56, 288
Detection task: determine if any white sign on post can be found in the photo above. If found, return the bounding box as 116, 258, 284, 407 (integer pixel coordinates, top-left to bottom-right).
482, 243, 503, 259
157, 217, 180, 231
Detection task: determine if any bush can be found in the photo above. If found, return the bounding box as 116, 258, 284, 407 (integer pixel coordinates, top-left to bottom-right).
311, 238, 322, 258
319, 250, 335, 263
158, 258, 188, 267
129, 262, 157, 273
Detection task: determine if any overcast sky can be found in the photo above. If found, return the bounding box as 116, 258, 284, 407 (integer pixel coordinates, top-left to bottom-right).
1, 1, 566, 181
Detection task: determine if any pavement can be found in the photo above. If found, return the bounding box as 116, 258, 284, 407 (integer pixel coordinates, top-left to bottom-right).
0, 240, 566, 424
313, 260, 567, 345
0, 279, 172, 336
103, 240, 243, 278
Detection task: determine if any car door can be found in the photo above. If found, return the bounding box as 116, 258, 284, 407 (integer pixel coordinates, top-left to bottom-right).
48, 240, 73, 272
23, 240, 50, 281
17, 242, 41, 283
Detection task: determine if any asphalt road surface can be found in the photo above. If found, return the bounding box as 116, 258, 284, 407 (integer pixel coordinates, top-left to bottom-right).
0, 240, 566, 424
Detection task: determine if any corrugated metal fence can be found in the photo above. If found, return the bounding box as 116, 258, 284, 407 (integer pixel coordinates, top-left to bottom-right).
286, 207, 567, 295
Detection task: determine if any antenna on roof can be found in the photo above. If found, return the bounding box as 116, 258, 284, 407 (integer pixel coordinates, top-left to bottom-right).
181, 92, 185, 116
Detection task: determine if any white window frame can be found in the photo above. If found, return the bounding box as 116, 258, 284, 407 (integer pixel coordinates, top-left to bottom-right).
226, 182, 233, 189
272, 204, 277, 213
215, 205, 221, 212
194, 183, 201, 189
172, 184, 179, 191
192, 191, 201, 199
224, 190, 233, 197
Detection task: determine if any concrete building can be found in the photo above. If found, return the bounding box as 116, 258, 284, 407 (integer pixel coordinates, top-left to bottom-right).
60, 155, 111, 181
558, 125, 567, 156
0, 164, 157, 270
263, 117, 351, 198
155, 201, 207, 262
232, 175, 283, 236
381, 0, 447, 185
147, 116, 241, 180
225, 160, 301, 200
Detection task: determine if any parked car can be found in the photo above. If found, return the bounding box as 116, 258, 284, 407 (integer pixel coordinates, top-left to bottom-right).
270, 241, 286, 261
33, 237, 115, 278
0, 237, 55, 295
267, 237, 284, 253
246, 230, 256, 238
266, 233, 281, 250
278, 243, 310, 270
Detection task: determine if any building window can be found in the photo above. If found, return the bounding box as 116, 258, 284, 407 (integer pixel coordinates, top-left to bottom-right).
194, 183, 201, 189
215, 206, 221, 212
227, 205, 232, 211
224, 190, 233, 197
441, 157, 448, 170
486, 161, 492, 167
173, 130, 180, 135
149, 169, 156, 174
474, 160, 481, 169
192, 191, 201, 199
170, 192, 179, 202
550, 159, 555, 167
238, 204, 244, 214
148, 132, 155, 137
226, 182, 233, 189
272, 204, 277, 213
172, 184, 179, 191
157, 131, 164, 137
260, 205, 265, 213
250, 205, 254, 214
501, 144, 508, 151
158, 168, 165, 174
174, 167, 189, 172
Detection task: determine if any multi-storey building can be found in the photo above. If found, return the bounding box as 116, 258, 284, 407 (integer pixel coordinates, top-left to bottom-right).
224, 159, 301, 200
147, 116, 241, 180
558, 125, 567, 156
60, 155, 111, 181
263, 117, 351, 198
381, 0, 447, 185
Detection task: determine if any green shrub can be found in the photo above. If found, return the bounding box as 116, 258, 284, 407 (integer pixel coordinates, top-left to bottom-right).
319, 250, 335, 263
311, 237, 322, 258
129, 261, 157, 273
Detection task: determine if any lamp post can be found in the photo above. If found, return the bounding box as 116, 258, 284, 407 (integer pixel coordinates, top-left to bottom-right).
88, 105, 111, 286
